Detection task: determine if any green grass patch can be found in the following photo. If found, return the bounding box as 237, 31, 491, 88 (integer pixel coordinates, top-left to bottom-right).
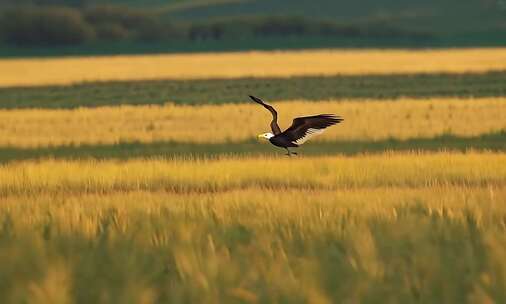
1, 71, 506, 109
0, 131, 504, 162
1, 33, 506, 59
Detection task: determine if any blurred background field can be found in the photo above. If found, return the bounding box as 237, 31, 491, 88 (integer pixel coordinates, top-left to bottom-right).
0, 0, 506, 57
1, 1, 506, 303
2, 71, 506, 109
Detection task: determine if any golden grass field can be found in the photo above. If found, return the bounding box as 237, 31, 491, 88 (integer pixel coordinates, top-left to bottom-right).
1, 97, 505, 147
1, 152, 505, 303
2, 152, 504, 195
2, 48, 506, 87
1, 47, 505, 303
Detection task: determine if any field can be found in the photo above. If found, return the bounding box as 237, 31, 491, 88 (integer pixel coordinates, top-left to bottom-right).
0, 48, 505, 303
1, 153, 506, 303
1, 0, 506, 59
2, 71, 506, 109
2, 49, 506, 87
0, 98, 504, 148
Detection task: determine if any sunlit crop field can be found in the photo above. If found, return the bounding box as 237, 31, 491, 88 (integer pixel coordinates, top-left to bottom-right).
1, 152, 505, 303
2, 48, 506, 87
1, 97, 505, 148
2, 152, 504, 194
1, 46, 506, 303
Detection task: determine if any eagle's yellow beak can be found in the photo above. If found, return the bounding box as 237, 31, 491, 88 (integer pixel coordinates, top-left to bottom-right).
257, 134, 266, 141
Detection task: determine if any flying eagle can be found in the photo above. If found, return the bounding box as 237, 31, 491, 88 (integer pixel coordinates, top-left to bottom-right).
250, 95, 343, 156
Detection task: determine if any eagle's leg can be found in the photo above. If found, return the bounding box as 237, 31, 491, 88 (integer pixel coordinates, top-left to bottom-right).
285, 148, 297, 156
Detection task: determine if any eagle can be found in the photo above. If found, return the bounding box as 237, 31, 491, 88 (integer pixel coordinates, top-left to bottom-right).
250, 95, 343, 156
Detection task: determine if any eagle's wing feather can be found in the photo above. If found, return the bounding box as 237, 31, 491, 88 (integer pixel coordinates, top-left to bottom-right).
283, 114, 343, 145
249, 95, 282, 135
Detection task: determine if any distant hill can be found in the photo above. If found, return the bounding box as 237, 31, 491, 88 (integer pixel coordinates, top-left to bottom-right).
162, 0, 506, 34
1, 0, 504, 34
0, 0, 504, 56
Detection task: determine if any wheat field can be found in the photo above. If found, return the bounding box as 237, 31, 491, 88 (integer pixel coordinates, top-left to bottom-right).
2, 48, 506, 87
1, 97, 505, 147
1, 47, 506, 303
2, 152, 504, 194
1, 152, 505, 303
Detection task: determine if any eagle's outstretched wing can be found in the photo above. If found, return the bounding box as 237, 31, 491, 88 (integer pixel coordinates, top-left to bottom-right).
282, 114, 343, 145
249, 95, 282, 135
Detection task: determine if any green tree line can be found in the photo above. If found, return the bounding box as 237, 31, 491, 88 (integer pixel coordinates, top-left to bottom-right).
0, 5, 432, 46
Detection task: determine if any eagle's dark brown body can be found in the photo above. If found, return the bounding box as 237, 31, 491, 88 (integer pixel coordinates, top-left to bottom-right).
249, 95, 343, 155
269, 135, 299, 148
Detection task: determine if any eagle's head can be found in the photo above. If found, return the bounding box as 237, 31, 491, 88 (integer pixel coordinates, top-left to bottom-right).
257, 133, 274, 141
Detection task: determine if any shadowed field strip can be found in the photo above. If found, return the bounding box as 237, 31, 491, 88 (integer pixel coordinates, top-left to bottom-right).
0, 132, 504, 162
2, 71, 506, 109
2, 48, 506, 87
0, 98, 504, 148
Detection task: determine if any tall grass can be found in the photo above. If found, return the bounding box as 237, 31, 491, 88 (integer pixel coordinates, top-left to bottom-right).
0, 98, 504, 148
1, 46, 505, 303
0, 152, 505, 303
2, 48, 506, 87
0, 152, 504, 195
